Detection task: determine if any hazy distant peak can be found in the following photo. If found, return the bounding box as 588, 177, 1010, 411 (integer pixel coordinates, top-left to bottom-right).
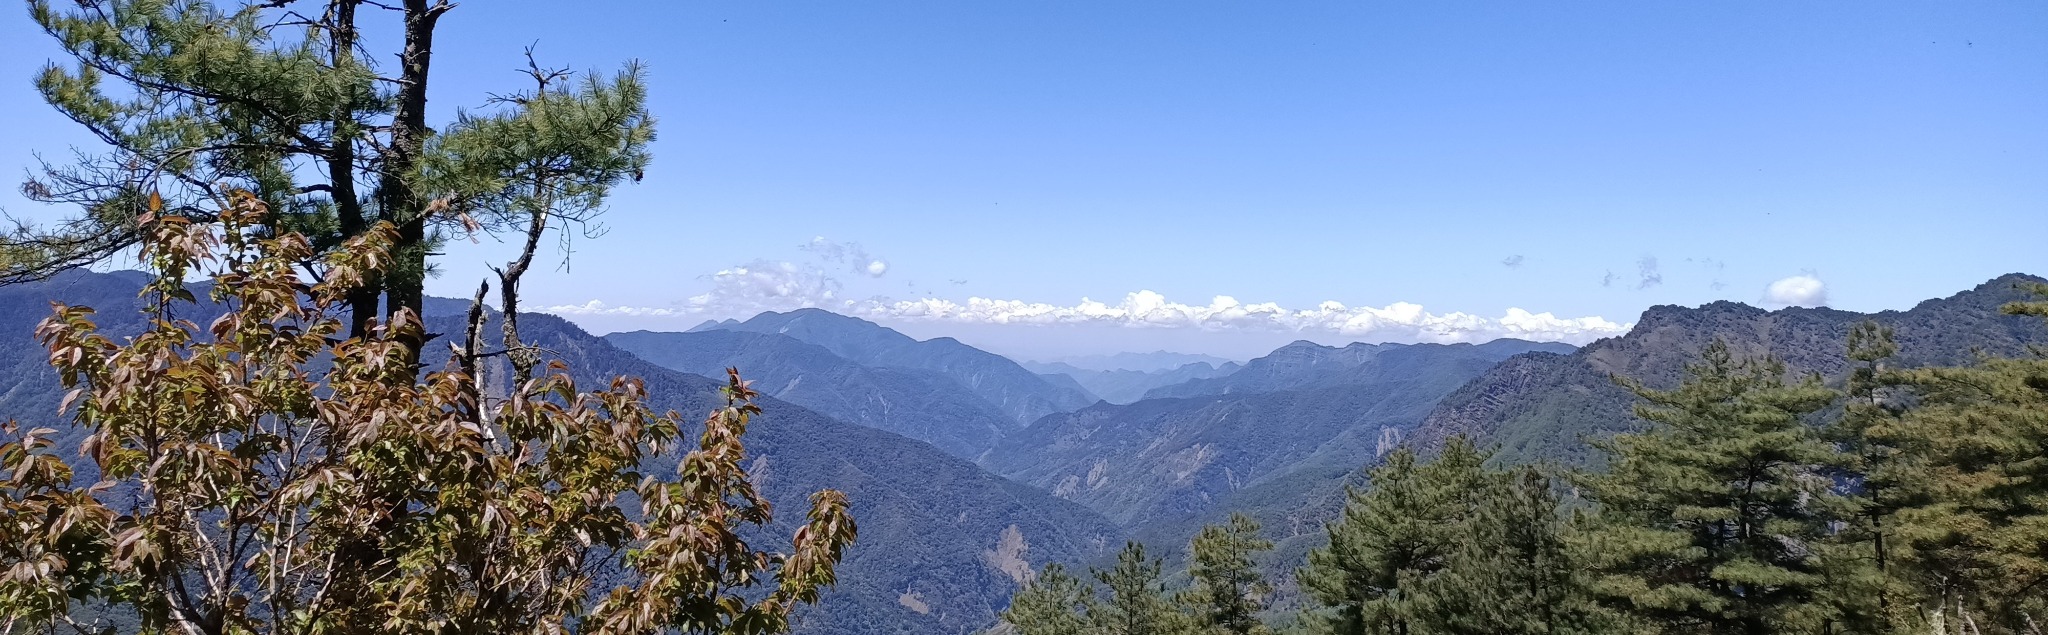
711, 307, 1095, 423
1041, 350, 1237, 373
685, 318, 739, 332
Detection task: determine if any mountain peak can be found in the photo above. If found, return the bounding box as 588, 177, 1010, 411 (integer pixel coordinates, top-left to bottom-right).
1956, 272, 2048, 302
1981, 272, 2048, 289
685, 318, 738, 333
764, 307, 876, 324
1415, 273, 2048, 469
1626, 300, 1768, 337
715, 308, 1094, 423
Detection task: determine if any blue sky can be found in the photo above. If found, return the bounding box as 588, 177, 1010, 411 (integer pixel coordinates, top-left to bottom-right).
2, 1, 2044, 359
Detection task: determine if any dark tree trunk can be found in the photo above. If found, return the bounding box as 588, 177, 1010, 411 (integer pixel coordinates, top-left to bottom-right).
324, 0, 381, 339
378, 0, 449, 366
497, 203, 547, 386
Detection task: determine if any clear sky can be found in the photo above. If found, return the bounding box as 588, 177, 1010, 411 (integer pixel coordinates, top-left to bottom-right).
2, 1, 2044, 359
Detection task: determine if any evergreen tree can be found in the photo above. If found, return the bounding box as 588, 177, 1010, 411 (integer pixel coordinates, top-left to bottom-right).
1186, 513, 1276, 635
1416, 467, 1601, 635
1004, 564, 1095, 635
1299, 438, 1490, 635
1092, 542, 1191, 635
1868, 322, 2048, 634
8, 0, 652, 365
1820, 320, 1910, 633
1578, 339, 1841, 635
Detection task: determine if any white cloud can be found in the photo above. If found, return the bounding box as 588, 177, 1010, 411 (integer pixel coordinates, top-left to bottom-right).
546, 287, 1633, 345
543, 259, 847, 318
691, 260, 843, 310
1763, 275, 1828, 307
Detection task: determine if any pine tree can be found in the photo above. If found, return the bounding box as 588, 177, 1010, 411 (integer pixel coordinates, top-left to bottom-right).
9, 0, 652, 365
1004, 564, 1095, 635
1092, 542, 1192, 635
1578, 339, 1842, 635
1819, 320, 1910, 633
1869, 329, 2048, 633
1300, 448, 1430, 635
1299, 439, 1491, 635
1187, 513, 1276, 635
1416, 467, 1601, 635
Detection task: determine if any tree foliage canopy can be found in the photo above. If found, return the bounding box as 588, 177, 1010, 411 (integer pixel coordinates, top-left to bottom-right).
0, 193, 853, 635
8, 0, 654, 367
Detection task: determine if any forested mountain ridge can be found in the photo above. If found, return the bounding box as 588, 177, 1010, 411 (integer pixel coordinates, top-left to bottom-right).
1142, 339, 1573, 400
604, 329, 1018, 459
0, 271, 1122, 635
982, 338, 1561, 530
1411, 272, 2048, 467
0, 271, 156, 432
1140, 341, 1390, 399
697, 308, 1098, 425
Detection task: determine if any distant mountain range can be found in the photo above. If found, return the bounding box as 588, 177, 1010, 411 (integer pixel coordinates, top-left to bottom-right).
12, 267, 2045, 634
606, 329, 1018, 460
1035, 350, 1238, 373
0, 272, 1120, 635
1410, 273, 2048, 467
693, 309, 1098, 425
1021, 360, 1241, 404
1142, 339, 1575, 400
980, 339, 1571, 530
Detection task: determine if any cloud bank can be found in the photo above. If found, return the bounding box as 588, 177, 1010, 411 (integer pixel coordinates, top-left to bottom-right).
862, 292, 1629, 344
1763, 275, 1828, 307
541, 259, 1632, 345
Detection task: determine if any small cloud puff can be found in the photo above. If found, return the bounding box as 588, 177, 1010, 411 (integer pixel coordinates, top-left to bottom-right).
802, 236, 889, 278
1763, 275, 1828, 307
1636, 256, 1663, 289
